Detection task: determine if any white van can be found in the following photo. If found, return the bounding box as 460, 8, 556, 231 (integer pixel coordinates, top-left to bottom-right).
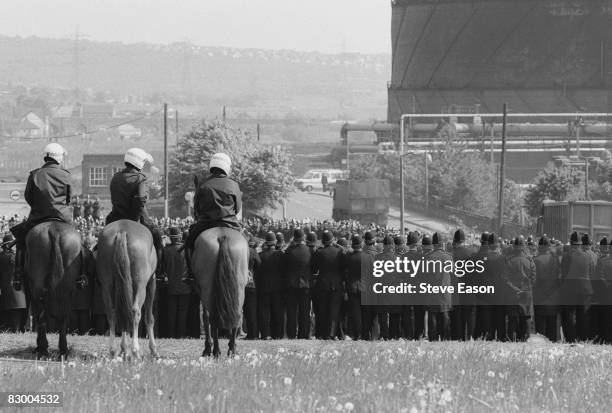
295, 169, 349, 192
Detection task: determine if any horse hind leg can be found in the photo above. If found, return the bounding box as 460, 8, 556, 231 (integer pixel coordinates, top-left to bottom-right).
120, 331, 130, 360
34, 295, 50, 359
58, 317, 69, 359
202, 307, 212, 357
144, 276, 158, 358
132, 303, 142, 360
101, 281, 117, 357
211, 319, 220, 358
228, 328, 238, 357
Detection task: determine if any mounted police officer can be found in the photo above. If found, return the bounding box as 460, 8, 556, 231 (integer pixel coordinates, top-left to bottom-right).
11, 143, 73, 290
106, 147, 163, 277
183, 153, 242, 280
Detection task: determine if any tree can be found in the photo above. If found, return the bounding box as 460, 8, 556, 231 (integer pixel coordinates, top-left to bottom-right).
168, 119, 294, 214
524, 162, 585, 217
590, 150, 612, 201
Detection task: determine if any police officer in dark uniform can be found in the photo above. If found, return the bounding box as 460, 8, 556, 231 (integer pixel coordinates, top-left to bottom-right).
372, 235, 397, 339
0, 234, 26, 332
504, 236, 536, 341
593, 238, 612, 343
306, 232, 318, 254
162, 227, 192, 338
533, 236, 561, 342
362, 231, 379, 256
283, 229, 313, 339
471, 232, 489, 337
560, 231, 595, 342
257, 232, 284, 339
388, 235, 407, 339
343, 234, 375, 340
106, 147, 163, 276
243, 237, 261, 339
451, 229, 478, 340
10, 143, 73, 289
424, 233, 452, 341
311, 230, 344, 339
183, 153, 242, 279
481, 233, 507, 341
405, 231, 425, 339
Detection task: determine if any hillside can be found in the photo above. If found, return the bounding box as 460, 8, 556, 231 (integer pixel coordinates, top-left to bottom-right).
0, 35, 390, 119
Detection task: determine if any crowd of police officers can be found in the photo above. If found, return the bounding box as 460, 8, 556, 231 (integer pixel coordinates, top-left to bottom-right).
244, 225, 612, 343
1, 215, 611, 344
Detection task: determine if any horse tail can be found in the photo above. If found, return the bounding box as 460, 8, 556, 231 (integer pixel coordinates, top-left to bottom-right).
113, 231, 133, 332
213, 236, 241, 329
47, 228, 69, 317
48, 229, 64, 290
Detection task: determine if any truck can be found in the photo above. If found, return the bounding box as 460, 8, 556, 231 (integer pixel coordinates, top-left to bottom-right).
332, 178, 390, 225
538, 200, 612, 242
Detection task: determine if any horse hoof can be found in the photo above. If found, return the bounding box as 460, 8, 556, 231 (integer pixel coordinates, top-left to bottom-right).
202, 349, 211, 357
213, 350, 221, 358
227, 349, 237, 357
37, 351, 50, 360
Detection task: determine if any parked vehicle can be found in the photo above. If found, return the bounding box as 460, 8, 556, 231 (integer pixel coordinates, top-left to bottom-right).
295, 169, 349, 192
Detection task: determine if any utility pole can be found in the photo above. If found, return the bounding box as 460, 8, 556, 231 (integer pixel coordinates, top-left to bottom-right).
399, 116, 406, 236
257, 123, 260, 142
585, 157, 589, 200
163, 103, 168, 219
346, 137, 350, 171
175, 109, 179, 145
425, 150, 430, 210
497, 103, 508, 237
222, 105, 226, 123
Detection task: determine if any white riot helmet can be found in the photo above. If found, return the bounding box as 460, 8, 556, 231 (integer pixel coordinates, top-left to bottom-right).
124, 148, 153, 170
209, 153, 231, 175
43, 143, 66, 164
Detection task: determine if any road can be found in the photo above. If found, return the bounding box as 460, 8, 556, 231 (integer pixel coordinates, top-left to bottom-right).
268, 189, 451, 234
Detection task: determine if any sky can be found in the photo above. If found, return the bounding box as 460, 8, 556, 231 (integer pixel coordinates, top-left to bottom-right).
0, 0, 391, 54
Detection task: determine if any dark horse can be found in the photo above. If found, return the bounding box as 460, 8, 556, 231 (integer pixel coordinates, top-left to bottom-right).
26, 221, 82, 359
96, 220, 158, 359
192, 227, 248, 357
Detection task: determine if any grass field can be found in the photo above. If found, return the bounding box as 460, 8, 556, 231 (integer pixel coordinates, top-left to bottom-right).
0, 333, 609, 412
